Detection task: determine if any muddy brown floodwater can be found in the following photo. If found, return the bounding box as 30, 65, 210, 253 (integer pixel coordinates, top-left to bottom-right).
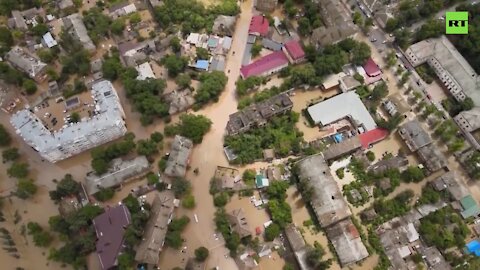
158, 1, 255, 269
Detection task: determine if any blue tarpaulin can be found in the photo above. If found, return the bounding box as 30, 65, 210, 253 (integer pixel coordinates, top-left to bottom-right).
334, 133, 343, 143
466, 240, 480, 256
195, 60, 209, 71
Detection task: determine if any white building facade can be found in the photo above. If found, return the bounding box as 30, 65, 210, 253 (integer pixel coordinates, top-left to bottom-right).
11, 80, 127, 163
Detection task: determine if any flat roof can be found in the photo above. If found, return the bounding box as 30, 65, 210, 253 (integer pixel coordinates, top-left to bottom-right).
307, 92, 377, 131
135, 62, 155, 80
358, 128, 389, 149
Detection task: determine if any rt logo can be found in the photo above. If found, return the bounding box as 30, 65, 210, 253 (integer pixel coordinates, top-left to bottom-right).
446, 11, 468, 34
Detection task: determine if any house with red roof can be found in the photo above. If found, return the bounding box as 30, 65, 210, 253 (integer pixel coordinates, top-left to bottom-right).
249, 15, 269, 36
283, 40, 306, 64
360, 57, 382, 85
358, 128, 389, 149
240, 51, 289, 79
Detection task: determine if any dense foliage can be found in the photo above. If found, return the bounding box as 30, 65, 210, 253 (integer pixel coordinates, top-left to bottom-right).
225, 112, 303, 164
419, 207, 470, 250
452, 3, 480, 73
49, 174, 81, 202
165, 114, 212, 144
153, 0, 239, 34
27, 222, 52, 247
165, 216, 190, 249
194, 71, 228, 105
215, 208, 241, 255
91, 133, 136, 175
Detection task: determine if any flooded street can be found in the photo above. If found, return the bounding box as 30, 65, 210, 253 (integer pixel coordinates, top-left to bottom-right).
158, 1, 254, 269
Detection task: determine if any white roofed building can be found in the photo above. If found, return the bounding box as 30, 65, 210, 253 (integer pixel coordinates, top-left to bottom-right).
135, 62, 156, 80
10, 80, 127, 163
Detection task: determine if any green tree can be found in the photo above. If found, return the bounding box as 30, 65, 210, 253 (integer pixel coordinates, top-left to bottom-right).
175, 73, 191, 89
0, 124, 11, 146
37, 49, 55, 63
182, 194, 196, 209
16, 179, 38, 199
265, 181, 289, 200
351, 42, 371, 65
401, 166, 425, 183
27, 222, 52, 247
31, 23, 49, 36
7, 162, 29, 178
172, 177, 191, 198
23, 79, 37, 95
0, 26, 14, 51
129, 12, 141, 24
194, 71, 228, 104
165, 114, 212, 144
242, 169, 256, 186
213, 192, 229, 207
267, 200, 292, 228
251, 43, 262, 57
170, 36, 181, 53
136, 139, 158, 156
194, 246, 209, 262
264, 223, 281, 241
150, 132, 164, 143
70, 112, 80, 123
2, 148, 19, 162
196, 47, 209, 60
366, 151, 375, 161
117, 252, 135, 270
162, 54, 188, 77
93, 187, 115, 202
111, 19, 126, 35
353, 11, 363, 25
102, 54, 124, 80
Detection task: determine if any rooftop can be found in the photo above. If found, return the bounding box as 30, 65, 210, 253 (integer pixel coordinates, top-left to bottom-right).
460, 195, 480, 219
212, 15, 236, 36
358, 128, 389, 149
249, 15, 269, 36
164, 135, 193, 178
284, 40, 305, 61
296, 154, 351, 227
284, 224, 312, 270
431, 172, 469, 201
406, 36, 480, 105
362, 58, 381, 77
85, 156, 150, 195
322, 137, 362, 161
326, 218, 369, 266
135, 62, 156, 80
10, 80, 127, 163
6, 46, 47, 80
398, 120, 432, 152
311, 24, 357, 47
368, 155, 409, 173
135, 192, 175, 265
227, 208, 252, 238
417, 144, 447, 172
63, 13, 95, 51
307, 92, 377, 131
93, 204, 131, 270
226, 93, 293, 135
240, 51, 289, 79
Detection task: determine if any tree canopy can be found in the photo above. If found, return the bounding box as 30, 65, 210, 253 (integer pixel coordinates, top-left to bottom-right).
165, 114, 212, 144
194, 71, 228, 105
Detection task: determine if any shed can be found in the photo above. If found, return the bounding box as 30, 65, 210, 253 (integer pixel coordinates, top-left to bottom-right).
256, 175, 269, 188
263, 149, 275, 162
460, 195, 480, 219
195, 60, 209, 71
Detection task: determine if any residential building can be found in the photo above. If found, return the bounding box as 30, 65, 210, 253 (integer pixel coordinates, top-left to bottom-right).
326, 219, 369, 266
307, 91, 377, 131
42, 32, 58, 48
322, 137, 362, 161
10, 80, 127, 163
85, 156, 150, 195
135, 192, 175, 265
405, 36, 480, 105
226, 93, 293, 135
363, 58, 381, 77
382, 99, 398, 116
5, 46, 47, 82
255, 0, 278, 12
431, 172, 469, 201
164, 135, 193, 178
212, 15, 236, 36
10, 10, 28, 30
135, 62, 156, 80
262, 38, 283, 51
454, 107, 480, 150
118, 40, 157, 67
358, 128, 389, 149
459, 195, 480, 219
227, 208, 252, 238
419, 246, 451, 270
240, 51, 289, 79
58, 0, 75, 10
63, 13, 96, 51
368, 155, 409, 173
283, 40, 306, 64
109, 2, 137, 19
248, 15, 269, 36
164, 89, 195, 115
398, 120, 432, 152
311, 25, 357, 48
284, 224, 312, 270
296, 154, 351, 227
377, 218, 422, 270
417, 144, 447, 172
93, 204, 131, 270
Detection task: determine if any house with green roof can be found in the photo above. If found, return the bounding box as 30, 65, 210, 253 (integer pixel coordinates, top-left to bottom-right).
460, 195, 480, 219
256, 174, 269, 188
